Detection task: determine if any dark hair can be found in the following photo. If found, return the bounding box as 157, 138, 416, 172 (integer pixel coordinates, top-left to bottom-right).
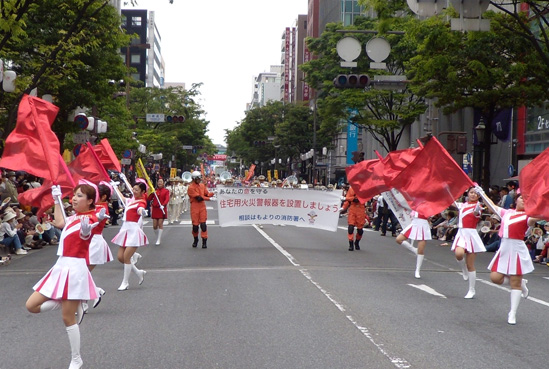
74, 184, 96, 209
98, 184, 111, 202
134, 182, 147, 193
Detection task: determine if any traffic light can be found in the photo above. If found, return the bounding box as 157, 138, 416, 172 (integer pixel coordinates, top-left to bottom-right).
166, 115, 185, 123
254, 141, 266, 146
333, 74, 370, 89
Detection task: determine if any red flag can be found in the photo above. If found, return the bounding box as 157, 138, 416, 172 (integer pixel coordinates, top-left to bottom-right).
18, 157, 74, 216
68, 144, 110, 184
94, 139, 121, 172
245, 164, 256, 182
0, 95, 60, 181
346, 159, 387, 202
381, 148, 422, 185
519, 146, 549, 218
389, 137, 474, 218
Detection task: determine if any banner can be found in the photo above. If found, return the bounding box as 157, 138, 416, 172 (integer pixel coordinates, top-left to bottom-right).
170, 168, 177, 178
135, 158, 155, 195
382, 189, 413, 230
245, 164, 256, 182
218, 187, 342, 232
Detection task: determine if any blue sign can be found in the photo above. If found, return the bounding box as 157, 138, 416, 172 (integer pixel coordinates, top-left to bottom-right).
123, 149, 132, 158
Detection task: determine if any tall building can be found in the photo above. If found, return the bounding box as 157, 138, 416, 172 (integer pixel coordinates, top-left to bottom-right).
248, 66, 282, 109
121, 9, 164, 88
280, 14, 309, 104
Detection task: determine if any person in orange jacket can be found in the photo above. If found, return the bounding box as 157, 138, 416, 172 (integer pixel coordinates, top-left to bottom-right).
187, 171, 214, 248
340, 185, 367, 251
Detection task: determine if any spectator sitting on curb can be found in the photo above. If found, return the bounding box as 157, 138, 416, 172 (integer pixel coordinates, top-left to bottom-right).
0, 211, 27, 255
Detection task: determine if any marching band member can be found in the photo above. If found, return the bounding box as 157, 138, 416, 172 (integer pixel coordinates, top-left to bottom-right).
148, 178, 169, 245
26, 183, 99, 369
476, 187, 539, 325
395, 210, 430, 278
111, 176, 148, 291
451, 187, 486, 299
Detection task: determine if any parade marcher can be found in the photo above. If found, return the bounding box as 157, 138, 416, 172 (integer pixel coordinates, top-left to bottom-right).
26, 183, 99, 369
85, 182, 113, 310
167, 178, 178, 224
181, 179, 189, 214
395, 210, 430, 278
340, 185, 366, 251
476, 187, 539, 325
148, 178, 169, 245
451, 187, 486, 298
187, 171, 214, 248
111, 176, 148, 291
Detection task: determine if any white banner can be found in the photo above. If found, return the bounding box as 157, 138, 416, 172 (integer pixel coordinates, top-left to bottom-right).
218, 187, 342, 232
382, 188, 413, 230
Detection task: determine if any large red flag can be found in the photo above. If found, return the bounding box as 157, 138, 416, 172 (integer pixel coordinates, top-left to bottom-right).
68, 144, 110, 184
381, 148, 422, 185
346, 159, 387, 202
519, 146, 549, 219
0, 95, 60, 181
94, 139, 121, 172
389, 137, 474, 218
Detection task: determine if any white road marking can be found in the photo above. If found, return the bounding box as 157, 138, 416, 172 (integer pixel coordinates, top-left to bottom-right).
407, 284, 447, 298
178, 220, 215, 225
254, 224, 411, 369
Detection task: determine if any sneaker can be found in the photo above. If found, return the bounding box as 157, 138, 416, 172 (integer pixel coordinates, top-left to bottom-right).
15, 249, 28, 255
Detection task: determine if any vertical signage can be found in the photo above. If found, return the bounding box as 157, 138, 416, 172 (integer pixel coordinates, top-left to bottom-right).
284, 27, 290, 102
346, 109, 359, 165
291, 27, 296, 103
303, 47, 310, 101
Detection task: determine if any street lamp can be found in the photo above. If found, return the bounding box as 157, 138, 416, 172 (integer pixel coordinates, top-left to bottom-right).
125, 42, 150, 109
473, 117, 486, 185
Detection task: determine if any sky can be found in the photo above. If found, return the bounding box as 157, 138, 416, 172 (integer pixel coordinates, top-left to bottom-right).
122, 0, 309, 146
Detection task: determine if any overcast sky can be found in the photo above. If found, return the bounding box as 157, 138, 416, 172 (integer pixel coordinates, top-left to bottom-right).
122, 0, 309, 146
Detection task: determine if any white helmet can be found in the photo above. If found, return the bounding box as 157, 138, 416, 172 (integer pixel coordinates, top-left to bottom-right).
191, 171, 202, 179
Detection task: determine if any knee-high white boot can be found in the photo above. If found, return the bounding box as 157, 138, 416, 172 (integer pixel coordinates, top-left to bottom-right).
521, 279, 529, 298
415, 254, 424, 279
130, 252, 142, 265
508, 289, 522, 325
118, 263, 131, 291
40, 299, 61, 312
464, 270, 476, 299
131, 263, 146, 285
156, 229, 163, 245
66, 324, 83, 369
401, 241, 417, 254
457, 258, 469, 280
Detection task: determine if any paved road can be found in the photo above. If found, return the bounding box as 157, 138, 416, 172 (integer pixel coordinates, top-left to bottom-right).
2, 200, 549, 369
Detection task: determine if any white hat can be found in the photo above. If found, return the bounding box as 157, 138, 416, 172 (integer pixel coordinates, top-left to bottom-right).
191, 171, 202, 179
2, 212, 16, 222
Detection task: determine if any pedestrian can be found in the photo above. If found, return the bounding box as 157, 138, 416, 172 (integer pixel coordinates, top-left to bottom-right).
451, 187, 486, 299
395, 210, 430, 278
380, 197, 398, 237
339, 185, 366, 251
25, 183, 99, 369
111, 176, 148, 291
148, 177, 169, 245
84, 181, 113, 311
476, 186, 539, 325
187, 171, 214, 248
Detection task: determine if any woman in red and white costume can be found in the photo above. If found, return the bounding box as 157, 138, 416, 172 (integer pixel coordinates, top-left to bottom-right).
148, 177, 169, 245
395, 210, 430, 279
476, 186, 540, 325
111, 178, 148, 291
26, 182, 100, 369
451, 187, 486, 299
85, 181, 114, 310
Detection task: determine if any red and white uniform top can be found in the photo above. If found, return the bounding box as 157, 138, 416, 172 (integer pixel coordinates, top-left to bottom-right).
93, 202, 109, 234
457, 202, 481, 229
56, 210, 98, 263
497, 208, 529, 240
124, 196, 147, 222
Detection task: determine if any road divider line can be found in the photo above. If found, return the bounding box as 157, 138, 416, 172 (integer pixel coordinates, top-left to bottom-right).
407, 284, 447, 298
254, 224, 411, 369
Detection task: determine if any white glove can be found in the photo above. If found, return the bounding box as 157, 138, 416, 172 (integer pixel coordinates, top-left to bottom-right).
51, 185, 62, 204
110, 180, 120, 187
474, 185, 485, 195
97, 207, 109, 221
80, 217, 93, 239
119, 172, 127, 181
474, 201, 482, 214
139, 208, 148, 217
159, 205, 165, 211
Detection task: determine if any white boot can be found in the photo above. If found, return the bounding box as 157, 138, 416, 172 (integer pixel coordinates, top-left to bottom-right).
91, 287, 105, 308
130, 252, 142, 265
415, 254, 424, 279
401, 241, 417, 254
131, 263, 146, 285
508, 289, 522, 325
118, 263, 131, 291
521, 278, 529, 298
156, 229, 163, 245
457, 258, 469, 280
66, 324, 83, 369
40, 299, 61, 313
464, 271, 476, 299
